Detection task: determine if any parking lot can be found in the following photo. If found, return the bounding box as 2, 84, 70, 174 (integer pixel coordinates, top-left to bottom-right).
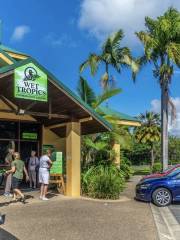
169, 204, 180, 224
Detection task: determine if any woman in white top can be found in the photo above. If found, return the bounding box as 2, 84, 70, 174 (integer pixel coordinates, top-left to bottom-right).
39, 149, 52, 201
28, 150, 39, 189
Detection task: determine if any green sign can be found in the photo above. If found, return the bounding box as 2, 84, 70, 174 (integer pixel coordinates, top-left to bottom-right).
50, 152, 63, 174
14, 62, 47, 102
22, 132, 38, 140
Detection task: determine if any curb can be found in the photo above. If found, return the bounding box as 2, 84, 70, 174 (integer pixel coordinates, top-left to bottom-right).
74, 195, 131, 203
150, 203, 180, 240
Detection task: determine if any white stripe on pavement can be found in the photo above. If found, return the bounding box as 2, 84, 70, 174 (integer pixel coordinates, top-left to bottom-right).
150, 203, 180, 240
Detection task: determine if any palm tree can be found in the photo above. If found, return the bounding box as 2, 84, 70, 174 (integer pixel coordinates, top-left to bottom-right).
80, 30, 138, 89
77, 77, 132, 168
135, 112, 161, 169
136, 8, 180, 170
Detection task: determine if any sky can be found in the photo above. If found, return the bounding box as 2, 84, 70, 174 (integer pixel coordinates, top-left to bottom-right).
0, 0, 180, 135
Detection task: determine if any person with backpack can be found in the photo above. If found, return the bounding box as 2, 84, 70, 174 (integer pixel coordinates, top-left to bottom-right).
28, 150, 39, 189
5, 152, 29, 202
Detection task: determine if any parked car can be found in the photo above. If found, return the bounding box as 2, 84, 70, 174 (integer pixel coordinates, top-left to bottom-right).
135, 165, 180, 207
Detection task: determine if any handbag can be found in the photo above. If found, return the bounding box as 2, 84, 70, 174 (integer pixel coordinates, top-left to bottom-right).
35, 157, 39, 172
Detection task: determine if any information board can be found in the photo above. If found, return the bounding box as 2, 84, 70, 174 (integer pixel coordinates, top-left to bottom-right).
50, 152, 63, 174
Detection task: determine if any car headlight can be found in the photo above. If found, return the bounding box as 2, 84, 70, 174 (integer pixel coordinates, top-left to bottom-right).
139, 183, 151, 189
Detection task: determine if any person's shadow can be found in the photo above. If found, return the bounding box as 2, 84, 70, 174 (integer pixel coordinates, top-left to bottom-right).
0, 195, 34, 207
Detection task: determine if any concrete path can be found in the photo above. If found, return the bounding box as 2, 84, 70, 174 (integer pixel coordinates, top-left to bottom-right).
0, 176, 158, 240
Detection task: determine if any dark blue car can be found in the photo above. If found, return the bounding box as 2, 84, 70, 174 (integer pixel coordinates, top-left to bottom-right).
136, 166, 180, 207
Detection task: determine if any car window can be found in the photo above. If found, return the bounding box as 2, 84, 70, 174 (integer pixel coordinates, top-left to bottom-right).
168, 168, 180, 177
174, 173, 180, 180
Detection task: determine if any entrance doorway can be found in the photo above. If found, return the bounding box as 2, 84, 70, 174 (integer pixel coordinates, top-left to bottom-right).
0, 120, 41, 164
20, 141, 39, 162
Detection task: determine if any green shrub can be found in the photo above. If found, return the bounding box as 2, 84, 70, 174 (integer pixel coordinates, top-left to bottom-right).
152, 162, 162, 173
132, 165, 151, 175
120, 157, 133, 179
81, 164, 125, 199
170, 160, 180, 165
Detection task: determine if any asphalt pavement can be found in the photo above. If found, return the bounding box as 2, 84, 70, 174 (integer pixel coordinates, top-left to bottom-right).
169, 204, 180, 224
0, 176, 158, 240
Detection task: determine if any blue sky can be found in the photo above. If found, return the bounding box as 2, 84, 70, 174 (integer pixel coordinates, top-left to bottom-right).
0, 0, 180, 134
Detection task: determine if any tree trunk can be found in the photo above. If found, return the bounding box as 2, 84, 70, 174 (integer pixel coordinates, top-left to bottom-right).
161, 81, 169, 171
151, 147, 155, 169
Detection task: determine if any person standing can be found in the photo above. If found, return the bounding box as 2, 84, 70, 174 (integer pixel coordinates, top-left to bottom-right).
4, 148, 14, 197
28, 150, 39, 189
39, 149, 52, 201
6, 152, 29, 202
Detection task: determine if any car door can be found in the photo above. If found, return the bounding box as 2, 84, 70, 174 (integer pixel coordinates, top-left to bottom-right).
172, 173, 180, 201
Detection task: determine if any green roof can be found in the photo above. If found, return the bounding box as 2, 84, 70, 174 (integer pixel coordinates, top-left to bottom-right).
0, 44, 29, 56
100, 106, 140, 122
0, 57, 112, 132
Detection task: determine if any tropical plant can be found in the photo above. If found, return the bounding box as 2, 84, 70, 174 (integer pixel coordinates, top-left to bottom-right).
81, 163, 125, 199
77, 76, 122, 110
152, 162, 162, 173
135, 111, 161, 168
136, 7, 180, 170
80, 30, 138, 89
78, 77, 132, 169
81, 134, 113, 170
120, 156, 133, 179
168, 136, 180, 164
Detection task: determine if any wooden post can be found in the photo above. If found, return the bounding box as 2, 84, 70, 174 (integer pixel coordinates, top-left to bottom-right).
113, 143, 120, 168
66, 122, 81, 197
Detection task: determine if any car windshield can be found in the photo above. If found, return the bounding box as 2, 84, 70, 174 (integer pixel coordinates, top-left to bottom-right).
166, 167, 180, 177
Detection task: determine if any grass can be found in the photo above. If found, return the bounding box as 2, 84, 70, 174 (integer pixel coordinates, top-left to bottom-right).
132, 165, 151, 175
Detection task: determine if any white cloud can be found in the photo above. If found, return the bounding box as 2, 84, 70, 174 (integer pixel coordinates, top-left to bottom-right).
78, 0, 180, 44
151, 98, 180, 136
151, 99, 161, 114
11, 25, 30, 41
44, 33, 78, 48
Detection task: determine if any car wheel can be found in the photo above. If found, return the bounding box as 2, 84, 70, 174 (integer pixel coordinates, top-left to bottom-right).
152, 188, 172, 207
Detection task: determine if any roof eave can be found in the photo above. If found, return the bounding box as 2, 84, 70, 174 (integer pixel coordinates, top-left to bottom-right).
0, 57, 112, 132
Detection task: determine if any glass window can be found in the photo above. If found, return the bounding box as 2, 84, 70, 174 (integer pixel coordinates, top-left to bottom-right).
175, 173, 180, 179
20, 123, 40, 140
167, 168, 180, 177
0, 121, 18, 139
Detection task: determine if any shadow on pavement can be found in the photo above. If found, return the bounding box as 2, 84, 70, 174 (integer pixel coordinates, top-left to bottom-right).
46, 192, 59, 199
0, 228, 19, 240
0, 195, 34, 207
171, 202, 180, 206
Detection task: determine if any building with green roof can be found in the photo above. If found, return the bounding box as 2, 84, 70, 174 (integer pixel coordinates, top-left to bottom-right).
0, 43, 140, 196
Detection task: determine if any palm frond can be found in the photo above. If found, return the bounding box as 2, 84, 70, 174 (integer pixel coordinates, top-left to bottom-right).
92, 88, 122, 109
80, 54, 101, 76
77, 76, 96, 106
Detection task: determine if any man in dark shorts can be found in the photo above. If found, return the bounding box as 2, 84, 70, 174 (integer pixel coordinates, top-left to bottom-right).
6, 152, 29, 202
